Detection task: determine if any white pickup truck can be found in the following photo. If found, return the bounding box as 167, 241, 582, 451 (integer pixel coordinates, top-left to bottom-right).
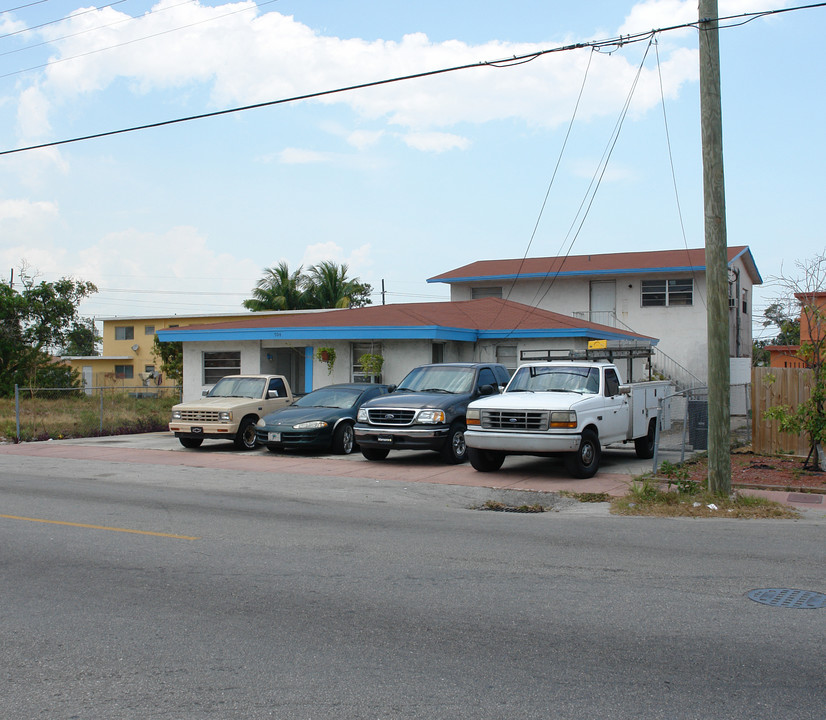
464, 361, 671, 478
169, 374, 294, 450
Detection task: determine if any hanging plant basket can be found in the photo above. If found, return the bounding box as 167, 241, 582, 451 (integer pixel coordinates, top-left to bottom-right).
316, 347, 336, 374
358, 353, 384, 377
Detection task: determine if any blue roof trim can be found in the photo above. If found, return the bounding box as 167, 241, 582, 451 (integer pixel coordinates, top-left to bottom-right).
729, 246, 763, 284
427, 266, 708, 284
157, 324, 653, 344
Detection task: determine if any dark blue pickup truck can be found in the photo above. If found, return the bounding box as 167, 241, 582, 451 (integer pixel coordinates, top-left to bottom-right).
354, 362, 510, 464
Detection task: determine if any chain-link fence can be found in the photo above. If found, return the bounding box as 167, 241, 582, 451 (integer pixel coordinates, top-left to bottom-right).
7, 385, 182, 443
652, 383, 751, 471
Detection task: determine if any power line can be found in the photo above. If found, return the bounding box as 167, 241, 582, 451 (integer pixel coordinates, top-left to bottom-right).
3, 3, 822, 157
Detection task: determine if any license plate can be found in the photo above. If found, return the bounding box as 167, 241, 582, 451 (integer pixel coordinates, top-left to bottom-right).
268, 432, 281, 442
377, 436, 393, 444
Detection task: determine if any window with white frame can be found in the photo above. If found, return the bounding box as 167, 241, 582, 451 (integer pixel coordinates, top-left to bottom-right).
203, 351, 241, 385
641, 278, 693, 307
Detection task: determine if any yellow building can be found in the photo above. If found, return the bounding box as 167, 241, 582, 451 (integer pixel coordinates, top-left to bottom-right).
62, 312, 280, 392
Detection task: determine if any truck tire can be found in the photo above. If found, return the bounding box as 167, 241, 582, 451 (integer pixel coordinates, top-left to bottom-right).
564, 428, 601, 479
634, 419, 657, 459
468, 447, 505, 472
179, 437, 203, 449
440, 421, 468, 464
332, 422, 355, 455
361, 447, 390, 461
234, 417, 258, 450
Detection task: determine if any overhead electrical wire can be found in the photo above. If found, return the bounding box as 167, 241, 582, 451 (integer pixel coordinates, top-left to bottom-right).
5, 2, 826, 317
0, 0, 199, 60
0, 0, 281, 79
4, 3, 825, 158
0, 0, 129, 42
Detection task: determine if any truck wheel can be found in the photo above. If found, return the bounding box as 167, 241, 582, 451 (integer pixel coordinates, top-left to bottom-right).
361, 447, 390, 461
179, 437, 203, 449
440, 422, 468, 464
634, 419, 657, 459
332, 423, 355, 455
564, 428, 601, 478
234, 417, 258, 450
468, 447, 505, 472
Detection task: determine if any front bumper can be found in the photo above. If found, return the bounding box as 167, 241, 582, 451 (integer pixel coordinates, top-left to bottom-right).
169, 423, 237, 441
464, 429, 581, 454
354, 424, 449, 451
255, 426, 332, 450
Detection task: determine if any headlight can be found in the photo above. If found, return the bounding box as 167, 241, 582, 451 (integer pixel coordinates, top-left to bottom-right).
416, 409, 445, 424
293, 420, 328, 430
549, 410, 577, 429
171, 410, 181, 420
219, 411, 232, 422
357, 408, 369, 422
466, 408, 480, 425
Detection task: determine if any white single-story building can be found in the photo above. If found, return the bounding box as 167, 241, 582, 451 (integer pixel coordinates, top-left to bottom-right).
158, 297, 658, 402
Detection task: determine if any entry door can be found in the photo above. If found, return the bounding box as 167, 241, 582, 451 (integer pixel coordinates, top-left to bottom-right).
590, 281, 616, 326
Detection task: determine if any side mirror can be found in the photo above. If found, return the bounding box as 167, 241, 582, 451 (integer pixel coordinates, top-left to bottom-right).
267, 389, 280, 398
618, 385, 631, 396
478, 384, 495, 396
386, 384, 397, 393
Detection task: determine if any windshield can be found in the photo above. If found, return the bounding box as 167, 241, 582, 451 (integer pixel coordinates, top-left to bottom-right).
208, 377, 266, 399
507, 366, 600, 395
397, 366, 475, 394
294, 387, 363, 409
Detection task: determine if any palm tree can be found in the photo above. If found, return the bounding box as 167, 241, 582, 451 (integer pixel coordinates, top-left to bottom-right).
305, 261, 372, 309
243, 262, 307, 311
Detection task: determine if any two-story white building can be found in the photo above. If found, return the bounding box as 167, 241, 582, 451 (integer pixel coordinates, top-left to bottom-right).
427, 246, 761, 389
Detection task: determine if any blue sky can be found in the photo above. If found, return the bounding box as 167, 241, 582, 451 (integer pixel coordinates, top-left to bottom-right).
0, 0, 822, 343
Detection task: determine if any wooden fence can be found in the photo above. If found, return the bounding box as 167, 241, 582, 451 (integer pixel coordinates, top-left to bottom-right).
751, 367, 813, 456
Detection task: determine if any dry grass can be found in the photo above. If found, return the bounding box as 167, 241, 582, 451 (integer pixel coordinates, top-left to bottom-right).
0, 392, 178, 442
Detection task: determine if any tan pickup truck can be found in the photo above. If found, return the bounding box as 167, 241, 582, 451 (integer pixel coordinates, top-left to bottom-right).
169, 374, 294, 450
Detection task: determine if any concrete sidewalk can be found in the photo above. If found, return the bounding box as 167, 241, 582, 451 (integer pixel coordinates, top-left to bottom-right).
1, 432, 822, 513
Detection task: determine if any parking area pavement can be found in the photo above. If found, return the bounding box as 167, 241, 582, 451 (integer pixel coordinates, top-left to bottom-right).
1, 432, 821, 512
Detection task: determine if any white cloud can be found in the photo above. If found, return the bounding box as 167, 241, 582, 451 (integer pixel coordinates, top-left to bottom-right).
0, 198, 58, 222
21, 1, 710, 145
346, 129, 384, 149
302, 241, 373, 272
402, 132, 470, 153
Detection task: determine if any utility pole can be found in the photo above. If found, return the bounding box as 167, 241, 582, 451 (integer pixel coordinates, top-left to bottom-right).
699, 0, 731, 495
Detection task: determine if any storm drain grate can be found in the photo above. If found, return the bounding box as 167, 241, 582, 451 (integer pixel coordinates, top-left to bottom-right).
747, 588, 826, 609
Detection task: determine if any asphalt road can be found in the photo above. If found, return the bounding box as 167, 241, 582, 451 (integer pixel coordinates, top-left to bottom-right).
1, 453, 824, 719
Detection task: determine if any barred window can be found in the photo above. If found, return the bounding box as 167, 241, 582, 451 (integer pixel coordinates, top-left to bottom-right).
471, 286, 503, 299
203, 351, 241, 385
641, 278, 693, 307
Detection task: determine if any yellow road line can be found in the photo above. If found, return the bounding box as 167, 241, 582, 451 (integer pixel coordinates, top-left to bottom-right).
0, 514, 200, 540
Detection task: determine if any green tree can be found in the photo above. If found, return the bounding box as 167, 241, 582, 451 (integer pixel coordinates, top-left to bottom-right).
153, 335, 183, 384
59, 317, 101, 356
0, 270, 97, 395
752, 302, 801, 366
304, 261, 372, 309
243, 262, 308, 311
